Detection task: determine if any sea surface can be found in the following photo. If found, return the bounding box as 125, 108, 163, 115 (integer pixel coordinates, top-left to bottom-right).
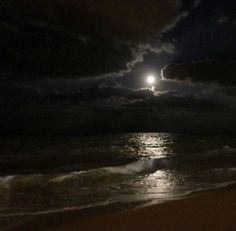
0, 133, 236, 217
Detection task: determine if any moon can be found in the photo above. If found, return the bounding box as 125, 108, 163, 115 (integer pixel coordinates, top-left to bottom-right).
146, 75, 156, 85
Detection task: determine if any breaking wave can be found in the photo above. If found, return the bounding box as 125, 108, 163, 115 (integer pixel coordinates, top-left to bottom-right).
0, 144, 235, 217
203, 145, 236, 156
0, 158, 170, 190
0, 145, 235, 191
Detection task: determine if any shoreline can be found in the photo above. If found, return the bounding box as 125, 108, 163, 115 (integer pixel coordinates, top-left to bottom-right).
4, 183, 236, 231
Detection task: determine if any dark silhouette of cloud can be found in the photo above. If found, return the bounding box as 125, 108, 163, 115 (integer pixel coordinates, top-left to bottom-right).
7, 0, 179, 41
1, 73, 236, 134
0, 0, 181, 78
162, 61, 236, 86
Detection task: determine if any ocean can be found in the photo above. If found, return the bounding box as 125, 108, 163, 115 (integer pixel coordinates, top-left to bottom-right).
0, 133, 236, 217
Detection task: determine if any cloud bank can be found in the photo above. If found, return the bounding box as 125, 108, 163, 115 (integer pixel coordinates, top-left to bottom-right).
162, 61, 236, 86
1, 71, 236, 134
0, 0, 181, 78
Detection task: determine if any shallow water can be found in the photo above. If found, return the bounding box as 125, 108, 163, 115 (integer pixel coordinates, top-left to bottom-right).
0, 133, 236, 216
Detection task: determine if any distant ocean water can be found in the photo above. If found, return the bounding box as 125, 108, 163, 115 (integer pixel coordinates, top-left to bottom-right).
0, 133, 236, 217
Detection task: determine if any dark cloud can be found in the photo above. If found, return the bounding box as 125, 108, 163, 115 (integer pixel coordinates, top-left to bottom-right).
217, 16, 228, 24
1, 1, 236, 134
162, 61, 236, 86
0, 0, 180, 78
8, 0, 178, 41
0, 17, 134, 77
162, 0, 236, 65
1, 73, 236, 134
1, 95, 235, 134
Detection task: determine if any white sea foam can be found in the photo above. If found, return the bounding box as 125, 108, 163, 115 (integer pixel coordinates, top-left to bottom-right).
0, 201, 113, 218
138, 181, 236, 209
222, 145, 236, 153
0, 144, 235, 218
204, 145, 236, 156
1, 180, 235, 219
104, 160, 156, 175
0, 145, 234, 189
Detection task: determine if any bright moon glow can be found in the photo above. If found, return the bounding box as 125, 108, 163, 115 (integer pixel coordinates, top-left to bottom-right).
147, 75, 156, 85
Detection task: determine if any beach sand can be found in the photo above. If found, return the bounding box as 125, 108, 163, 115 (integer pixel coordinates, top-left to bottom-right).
5, 185, 236, 231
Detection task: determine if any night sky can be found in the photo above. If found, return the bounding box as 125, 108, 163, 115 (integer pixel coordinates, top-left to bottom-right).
1, 0, 236, 134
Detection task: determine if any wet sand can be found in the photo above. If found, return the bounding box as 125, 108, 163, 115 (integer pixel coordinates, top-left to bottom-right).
5, 185, 236, 231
